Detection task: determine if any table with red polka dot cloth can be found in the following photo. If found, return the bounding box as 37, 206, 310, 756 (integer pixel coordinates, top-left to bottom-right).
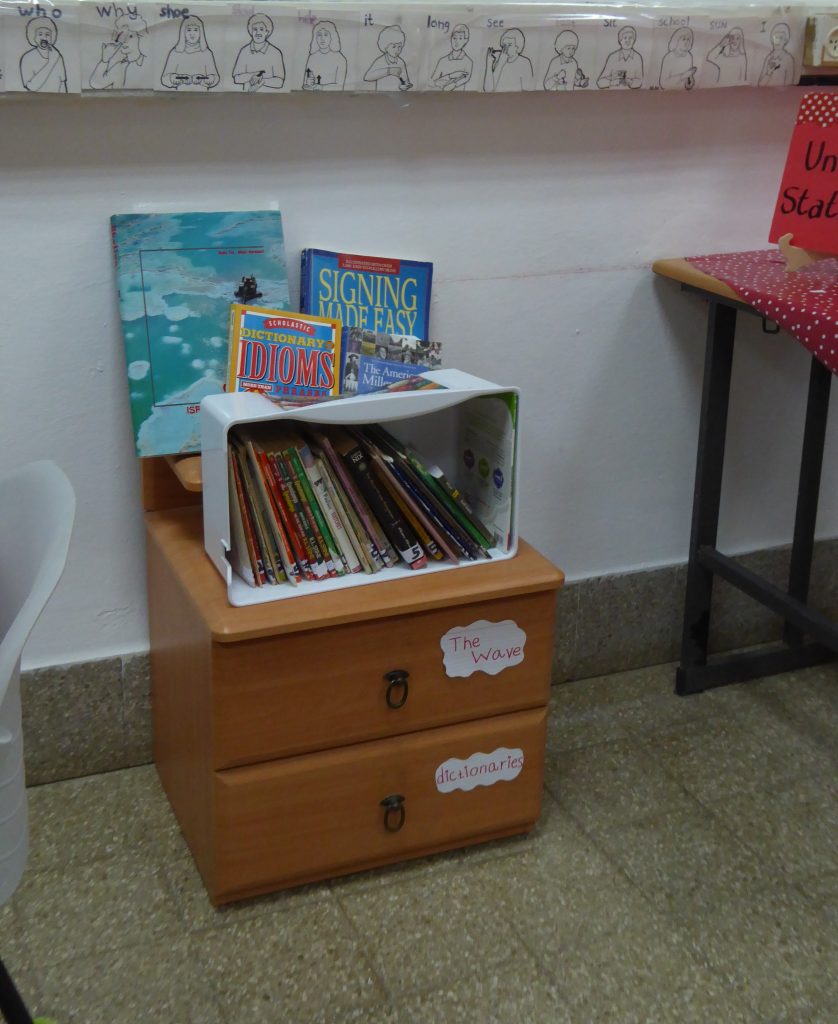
686, 250, 838, 377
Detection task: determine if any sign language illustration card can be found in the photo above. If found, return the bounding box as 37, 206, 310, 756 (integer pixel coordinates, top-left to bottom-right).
693, 14, 751, 89
356, 8, 423, 94
152, 2, 226, 92
479, 13, 547, 93
295, 8, 358, 93
418, 10, 479, 93
4, 1, 80, 93
748, 14, 804, 87
650, 12, 701, 91
590, 13, 651, 91
540, 13, 598, 92
81, 1, 155, 92
224, 5, 300, 94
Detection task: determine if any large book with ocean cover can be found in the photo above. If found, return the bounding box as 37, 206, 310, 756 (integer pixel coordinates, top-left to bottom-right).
111, 210, 289, 457
299, 249, 433, 394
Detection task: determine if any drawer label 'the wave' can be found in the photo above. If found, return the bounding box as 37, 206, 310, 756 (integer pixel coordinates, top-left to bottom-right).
439, 619, 526, 677
435, 747, 524, 792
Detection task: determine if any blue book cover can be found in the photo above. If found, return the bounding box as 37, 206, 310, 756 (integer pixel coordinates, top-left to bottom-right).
354, 334, 442, 394
111, 210, 289, 457
299, 249, 432, 394
357, 356, 430, 394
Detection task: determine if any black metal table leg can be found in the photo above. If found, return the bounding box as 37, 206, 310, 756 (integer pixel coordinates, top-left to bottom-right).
784, 356, 833, 647
0, 957, 35, 1024
676, 300, 737, 695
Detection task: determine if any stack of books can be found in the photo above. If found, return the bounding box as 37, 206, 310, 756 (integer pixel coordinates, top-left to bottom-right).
228, 421, 494, 588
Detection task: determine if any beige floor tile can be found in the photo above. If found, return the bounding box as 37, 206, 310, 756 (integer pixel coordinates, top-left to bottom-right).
705, 663, 838, 724
546, 739, 691, 828
35, 935, 226, 1024
399, 953, 572, 1024
546, 694, 632, 752
589, 803, 770, 909
484, 860, 757, 1024
25, 768, 151, 871
704, 779, 838, 879
13, 852, 183, 967
114, 763, 181, 832
476, 859, 683, 967
643, 711, 824, 802
471, 802, 616, 884
1, 902, 24, 963
551, 663, 676, 714
554, 949, 756, 1024
338, 870, 530, 999
669, 881, 838, 1021
797, 870, 838, 924
302, 1006, 404, 1024
192, 901, 384, 1023
149, 824, 334, 932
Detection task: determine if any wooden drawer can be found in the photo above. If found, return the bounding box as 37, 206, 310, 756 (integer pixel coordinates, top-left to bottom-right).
213, 707, 546, 903
212, 590, 556, 769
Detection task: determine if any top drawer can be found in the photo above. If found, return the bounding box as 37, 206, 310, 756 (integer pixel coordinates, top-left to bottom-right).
212, 589, 556, 768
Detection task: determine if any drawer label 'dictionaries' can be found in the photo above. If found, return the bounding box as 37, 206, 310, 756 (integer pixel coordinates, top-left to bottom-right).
439, 620, 526, 678
435, 747, 525, 793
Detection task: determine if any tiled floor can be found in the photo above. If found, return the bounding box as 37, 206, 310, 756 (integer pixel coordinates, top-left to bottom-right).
3, 661, 837, 1024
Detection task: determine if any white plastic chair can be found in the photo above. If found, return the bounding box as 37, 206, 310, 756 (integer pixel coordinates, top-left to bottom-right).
0, 461, 75, 1024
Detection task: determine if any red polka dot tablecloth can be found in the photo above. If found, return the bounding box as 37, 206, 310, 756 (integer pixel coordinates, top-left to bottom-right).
797, 92, 838, 127
686, 250, 838, 376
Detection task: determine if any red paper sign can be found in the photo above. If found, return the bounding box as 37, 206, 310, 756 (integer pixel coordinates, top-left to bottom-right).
769, 92, 838, 254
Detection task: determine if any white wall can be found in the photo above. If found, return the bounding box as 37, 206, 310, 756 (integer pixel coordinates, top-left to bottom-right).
2, 85, 836, 668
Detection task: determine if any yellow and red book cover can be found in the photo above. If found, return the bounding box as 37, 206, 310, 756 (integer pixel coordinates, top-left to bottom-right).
227, 304, 342, 400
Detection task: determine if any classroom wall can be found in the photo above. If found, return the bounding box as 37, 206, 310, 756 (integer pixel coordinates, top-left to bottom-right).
2, 85, 836, 669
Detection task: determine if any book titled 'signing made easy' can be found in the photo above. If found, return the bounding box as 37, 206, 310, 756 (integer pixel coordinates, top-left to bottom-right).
111, 210, 290, 458
299, 249, 433, 395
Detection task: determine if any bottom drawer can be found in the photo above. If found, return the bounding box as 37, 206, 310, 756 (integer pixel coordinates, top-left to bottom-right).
213, 706, 546, 902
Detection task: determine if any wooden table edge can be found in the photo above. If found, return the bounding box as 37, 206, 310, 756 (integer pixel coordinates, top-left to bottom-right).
652, 257, 741, 303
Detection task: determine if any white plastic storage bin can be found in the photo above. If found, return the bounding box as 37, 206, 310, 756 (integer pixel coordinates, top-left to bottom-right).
201, 369, 520, 607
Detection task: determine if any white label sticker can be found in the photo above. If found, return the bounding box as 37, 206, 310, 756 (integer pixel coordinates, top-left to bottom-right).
435, 747, 524, 792
439, 619, 526, 677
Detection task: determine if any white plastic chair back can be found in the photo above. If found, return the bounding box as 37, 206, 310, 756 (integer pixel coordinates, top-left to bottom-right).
0, 461, 75, 907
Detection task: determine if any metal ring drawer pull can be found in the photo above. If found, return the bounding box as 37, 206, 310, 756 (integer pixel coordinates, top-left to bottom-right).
384, 669, 409, 709
380, 794, 406, 832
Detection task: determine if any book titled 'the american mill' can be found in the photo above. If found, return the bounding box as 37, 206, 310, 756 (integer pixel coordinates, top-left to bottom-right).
299, 249, 433, 395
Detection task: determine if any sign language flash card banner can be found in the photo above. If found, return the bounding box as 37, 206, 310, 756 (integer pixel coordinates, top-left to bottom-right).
0, 2, 808, 96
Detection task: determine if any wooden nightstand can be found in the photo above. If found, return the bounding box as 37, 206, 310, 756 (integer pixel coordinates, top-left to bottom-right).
142, 458, 563, 905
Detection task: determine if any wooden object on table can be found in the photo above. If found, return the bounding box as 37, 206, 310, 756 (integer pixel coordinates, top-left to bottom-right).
145, 459, 563, 904
164, 454, 202, 492
777, 233, 832, 273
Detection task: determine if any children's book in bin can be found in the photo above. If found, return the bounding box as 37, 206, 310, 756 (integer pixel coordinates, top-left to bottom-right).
299, 249, 433, 394
110, 210, 289, 457
227, 305, 342, 401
